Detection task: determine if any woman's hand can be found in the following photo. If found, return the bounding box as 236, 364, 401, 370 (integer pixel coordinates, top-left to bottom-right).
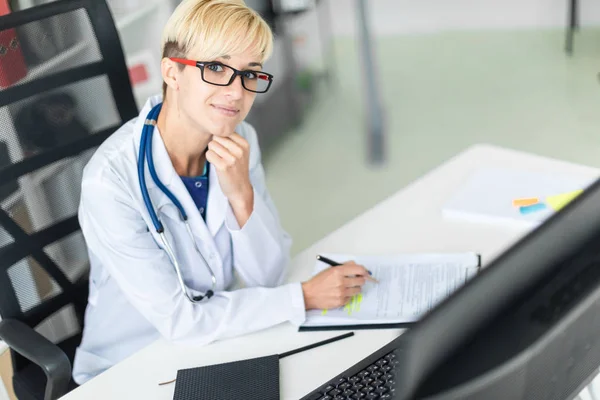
301, 262, 373, 310
206, 133, 253, 226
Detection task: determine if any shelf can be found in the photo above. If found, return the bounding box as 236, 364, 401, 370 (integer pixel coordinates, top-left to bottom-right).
18, 42, 89, 86
115, 1, 161, 30
1, 190, 23, 210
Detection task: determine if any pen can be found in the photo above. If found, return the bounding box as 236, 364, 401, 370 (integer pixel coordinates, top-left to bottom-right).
316, 255, 342, 266
278, 332, 354, 359
316, 255, 377, 281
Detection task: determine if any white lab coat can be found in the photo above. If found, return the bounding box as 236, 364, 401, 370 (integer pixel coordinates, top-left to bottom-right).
72, 95, 305, 384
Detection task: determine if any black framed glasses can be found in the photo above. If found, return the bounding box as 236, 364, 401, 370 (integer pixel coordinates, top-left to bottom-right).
170, 58, 273, 94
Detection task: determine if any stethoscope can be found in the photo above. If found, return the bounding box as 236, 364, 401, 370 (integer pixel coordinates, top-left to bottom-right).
138, 103, 216, 303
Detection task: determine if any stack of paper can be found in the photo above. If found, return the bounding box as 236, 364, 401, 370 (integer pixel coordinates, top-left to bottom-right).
300, 252, 481, 330
442, 167, 594, 229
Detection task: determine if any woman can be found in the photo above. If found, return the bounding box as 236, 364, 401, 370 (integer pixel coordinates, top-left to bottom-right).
72, 0, 370, 384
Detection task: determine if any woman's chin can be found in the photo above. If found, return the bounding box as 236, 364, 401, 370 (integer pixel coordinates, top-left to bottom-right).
208, 122, 240, 138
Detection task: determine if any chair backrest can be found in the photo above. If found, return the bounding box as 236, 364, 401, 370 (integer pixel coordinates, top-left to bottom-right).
0, 0, 138, 373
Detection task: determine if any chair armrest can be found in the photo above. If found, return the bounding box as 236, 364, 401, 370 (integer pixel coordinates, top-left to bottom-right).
0, 319, 71, 400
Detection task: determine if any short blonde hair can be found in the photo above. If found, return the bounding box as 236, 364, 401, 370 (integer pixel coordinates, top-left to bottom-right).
160, 0, 274, 98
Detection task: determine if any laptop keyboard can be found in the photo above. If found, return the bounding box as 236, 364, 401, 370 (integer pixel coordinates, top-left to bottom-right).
303, 351, 398, 400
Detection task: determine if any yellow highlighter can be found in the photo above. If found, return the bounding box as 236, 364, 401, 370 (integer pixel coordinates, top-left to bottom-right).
546, 190, 583, 211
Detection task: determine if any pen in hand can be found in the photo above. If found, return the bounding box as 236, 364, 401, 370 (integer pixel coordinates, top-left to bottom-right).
316, 255, 378, 282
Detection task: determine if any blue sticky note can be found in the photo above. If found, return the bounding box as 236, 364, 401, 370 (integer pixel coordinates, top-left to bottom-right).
519, 202, 547, 215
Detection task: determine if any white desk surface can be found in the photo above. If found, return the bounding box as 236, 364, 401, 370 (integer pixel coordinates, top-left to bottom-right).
60, 144, 600, 400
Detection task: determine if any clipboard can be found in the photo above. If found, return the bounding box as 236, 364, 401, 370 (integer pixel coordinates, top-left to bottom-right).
299, 253, 482, 332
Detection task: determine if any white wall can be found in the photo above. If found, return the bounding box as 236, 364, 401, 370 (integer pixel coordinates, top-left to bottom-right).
325, 0, 600, 36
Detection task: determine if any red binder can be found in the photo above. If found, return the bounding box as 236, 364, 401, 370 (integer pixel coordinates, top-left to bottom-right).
0, 0, 27, 88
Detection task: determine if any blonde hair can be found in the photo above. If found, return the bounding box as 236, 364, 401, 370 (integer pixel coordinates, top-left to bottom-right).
160, 0, 273, 98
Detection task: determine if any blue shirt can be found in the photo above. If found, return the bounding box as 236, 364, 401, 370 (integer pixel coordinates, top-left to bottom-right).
180, 162, 209, 220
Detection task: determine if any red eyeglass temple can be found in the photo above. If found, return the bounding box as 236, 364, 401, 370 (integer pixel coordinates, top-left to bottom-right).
169, 57, 271, 80
169, 57, 196, 66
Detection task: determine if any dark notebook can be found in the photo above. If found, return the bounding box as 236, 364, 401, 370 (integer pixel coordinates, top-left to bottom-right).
172, 355, 279, 400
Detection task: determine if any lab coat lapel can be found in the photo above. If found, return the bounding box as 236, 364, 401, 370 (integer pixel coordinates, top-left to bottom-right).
162, 178, 220, 262
206, 164, 227, 236
143, 123, 222, 266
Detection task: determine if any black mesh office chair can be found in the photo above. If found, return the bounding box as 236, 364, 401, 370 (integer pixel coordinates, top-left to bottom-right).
0, 0, 138, 399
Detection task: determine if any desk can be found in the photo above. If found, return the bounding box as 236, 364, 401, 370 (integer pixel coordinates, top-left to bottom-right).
60, 144, 599, 400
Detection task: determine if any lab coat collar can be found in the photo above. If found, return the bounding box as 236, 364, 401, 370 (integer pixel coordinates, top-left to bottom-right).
134, 95, 228, 236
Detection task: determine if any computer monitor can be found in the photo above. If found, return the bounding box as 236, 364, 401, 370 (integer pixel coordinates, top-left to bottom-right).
390, 174, 600, 400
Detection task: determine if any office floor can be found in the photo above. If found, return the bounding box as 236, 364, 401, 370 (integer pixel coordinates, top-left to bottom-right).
263, 28, 600, 256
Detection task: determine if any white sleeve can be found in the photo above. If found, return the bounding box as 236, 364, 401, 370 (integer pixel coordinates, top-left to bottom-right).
79, 175, 305, 346
224, 123, 293, 288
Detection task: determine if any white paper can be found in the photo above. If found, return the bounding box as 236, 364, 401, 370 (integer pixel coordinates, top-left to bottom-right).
302, 253, 480, 327
442, 167, 595, 229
